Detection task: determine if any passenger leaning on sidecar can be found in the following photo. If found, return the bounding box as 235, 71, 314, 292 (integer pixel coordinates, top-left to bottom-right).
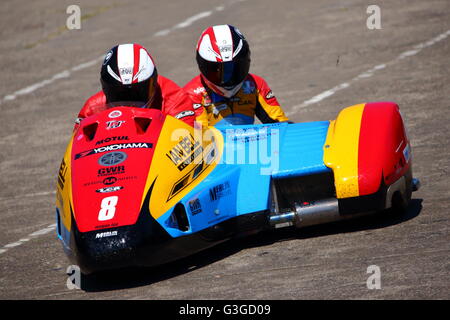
184, 24, 290, 126
74, 43, 201, 130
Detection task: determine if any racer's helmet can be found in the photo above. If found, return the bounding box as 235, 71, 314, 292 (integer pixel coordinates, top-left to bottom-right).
196, 24, 251, 98
100, 43, 158, 107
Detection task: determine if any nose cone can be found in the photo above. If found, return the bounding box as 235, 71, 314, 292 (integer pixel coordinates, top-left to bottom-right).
70, 187, 173, 274
70, 107, 165, 234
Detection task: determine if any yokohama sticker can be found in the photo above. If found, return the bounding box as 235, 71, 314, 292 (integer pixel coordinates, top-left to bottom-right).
75, 142, 152, 160
98, 151, 127, 166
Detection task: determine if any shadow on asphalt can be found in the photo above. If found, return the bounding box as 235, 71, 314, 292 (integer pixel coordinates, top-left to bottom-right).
80, 198, 422, 292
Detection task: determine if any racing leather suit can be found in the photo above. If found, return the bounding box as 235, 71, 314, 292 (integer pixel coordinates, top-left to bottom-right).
184, 74, 289, 126
75, 75, 201, 129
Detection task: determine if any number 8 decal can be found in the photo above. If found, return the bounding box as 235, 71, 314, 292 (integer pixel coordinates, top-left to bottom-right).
98, 196, 118, 221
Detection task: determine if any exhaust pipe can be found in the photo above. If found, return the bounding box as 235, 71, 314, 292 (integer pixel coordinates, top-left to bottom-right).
293, 199, 340, 228
269, 198, 373, 229
269, 176, 421, 230
270, 198, 340, 229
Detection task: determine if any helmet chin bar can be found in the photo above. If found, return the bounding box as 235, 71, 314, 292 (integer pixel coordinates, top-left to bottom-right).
204, 77, 244, 98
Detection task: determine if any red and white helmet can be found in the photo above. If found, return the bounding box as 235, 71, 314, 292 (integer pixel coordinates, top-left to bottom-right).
100, 43, 158, 107
196, 25, 251, 98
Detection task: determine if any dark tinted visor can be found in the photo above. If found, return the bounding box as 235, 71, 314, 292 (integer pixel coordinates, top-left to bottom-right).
102, 77, 156, 106
198, 55, 250, 88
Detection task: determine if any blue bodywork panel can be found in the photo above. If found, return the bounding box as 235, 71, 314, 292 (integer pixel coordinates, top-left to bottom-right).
157, 121, 331, 237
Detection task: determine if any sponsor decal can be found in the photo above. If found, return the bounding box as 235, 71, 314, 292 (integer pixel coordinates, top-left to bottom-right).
219, 45, 232, 53
193, 87, 205, 95
265, 90, 275, 99
212, 103, 228, 116
106, 120, 125, 129
242, 80, 255, 94
97, 165, 125, 177
230, 128, 278, 143
216, 103, 228, 111
103, 177, 117, 185
98, 151, 127, 166
103, 50, 113, 65
83, 175, 138, 187
108, 110, 122, 119
95, 186, 123, 193
188, 198, 202, 215
96, 136, 129, 146
175, 110, 195, 119
57, 159, 68, 190
209, 182, 231, 201
193, 103, 203, 110
95, 223, 118, 229
75, 142, 152, 160
203, 95, 212, 107
120, 67, 133, 75
95, 230, 118, 239
166, 134, 202, 171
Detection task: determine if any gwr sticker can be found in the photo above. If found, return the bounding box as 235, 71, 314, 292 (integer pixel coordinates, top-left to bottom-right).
97, 165, 125, 177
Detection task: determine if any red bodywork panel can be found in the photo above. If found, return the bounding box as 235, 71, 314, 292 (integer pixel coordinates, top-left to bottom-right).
358, 102, 411, 196
71, 107, 165, 232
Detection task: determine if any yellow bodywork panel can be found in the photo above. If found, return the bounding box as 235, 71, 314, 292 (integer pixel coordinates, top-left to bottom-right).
323, 104, 365, 199
56, 134, 75, 231
142, 117, 224, 220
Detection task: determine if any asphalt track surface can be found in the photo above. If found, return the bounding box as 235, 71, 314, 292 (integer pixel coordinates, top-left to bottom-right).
0, 0, 449, 299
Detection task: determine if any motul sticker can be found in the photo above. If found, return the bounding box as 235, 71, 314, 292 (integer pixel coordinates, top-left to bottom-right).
74, 142, 152, 160
96, 136, 129, 146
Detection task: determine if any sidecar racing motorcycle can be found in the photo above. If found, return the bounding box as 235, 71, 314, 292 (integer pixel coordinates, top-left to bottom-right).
55, 101, 420, 274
